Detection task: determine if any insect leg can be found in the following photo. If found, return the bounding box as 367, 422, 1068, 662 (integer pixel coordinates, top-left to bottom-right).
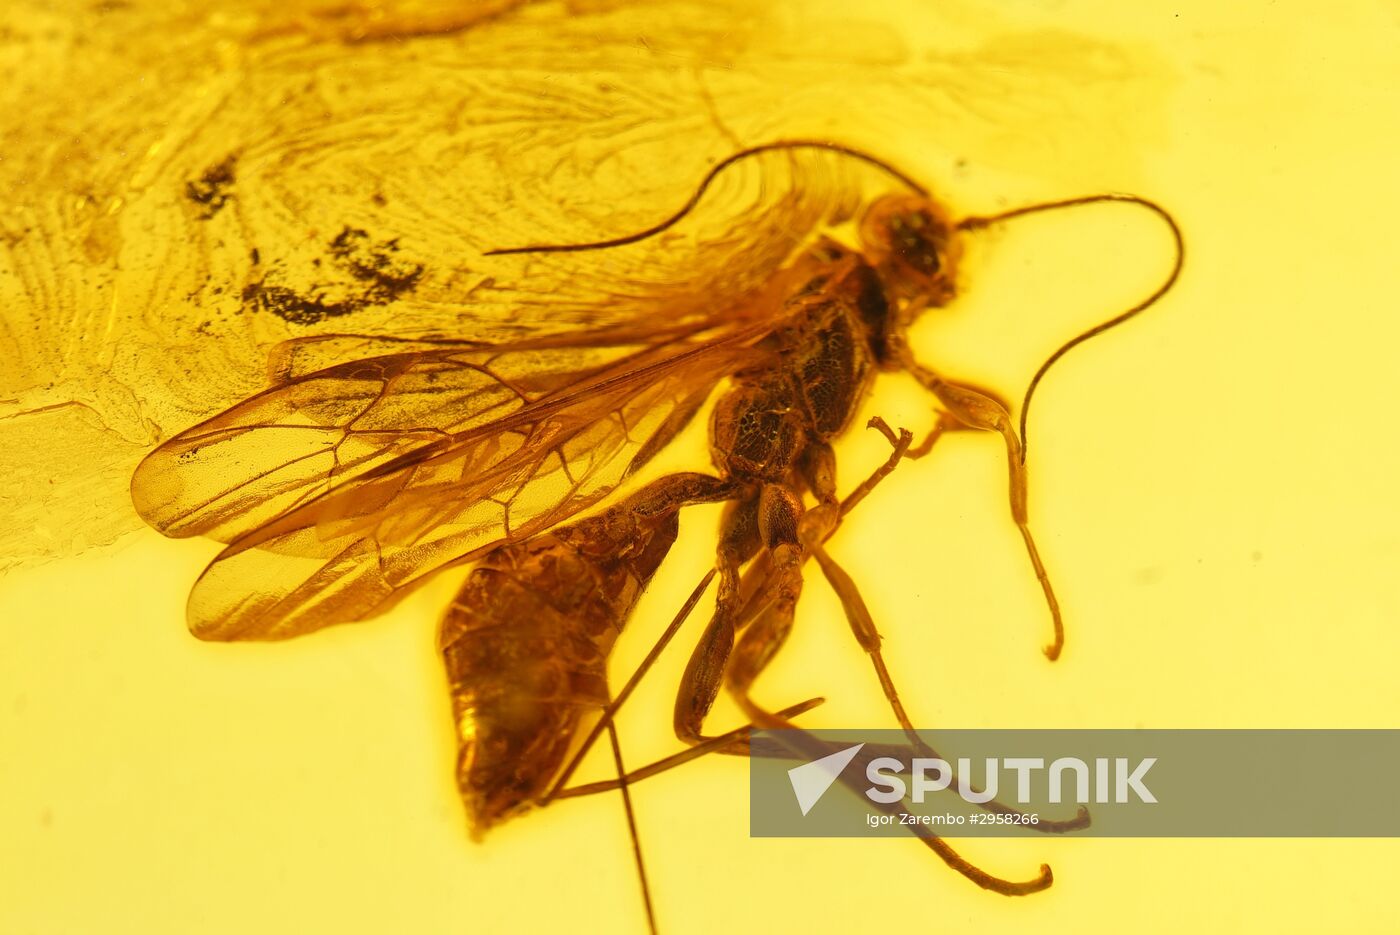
770, 422, 1089, 831
673, 478, 816, 747
604, 699, 657, 935
743, 710, 1055, 896
544, 566, 827, 807
837, 416, 917, 513
671, 491, 764, 745
808, 543, 1088, 833
719, 484, 808, 707
725, 419, 914, 700
729, 532, 1063, 900
900, 359, 1066, 660
811, 416, 941, 735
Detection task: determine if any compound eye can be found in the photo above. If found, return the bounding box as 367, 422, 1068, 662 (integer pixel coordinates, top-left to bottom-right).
859, 194, 958, 305
888, 211, 943, 277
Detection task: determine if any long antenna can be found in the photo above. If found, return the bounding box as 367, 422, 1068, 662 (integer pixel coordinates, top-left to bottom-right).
484, 139, 928, 257
959, 194, 1185, 462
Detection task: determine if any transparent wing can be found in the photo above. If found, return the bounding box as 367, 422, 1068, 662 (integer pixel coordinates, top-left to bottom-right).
133, 325, 733, 541
133, 327, 763, 641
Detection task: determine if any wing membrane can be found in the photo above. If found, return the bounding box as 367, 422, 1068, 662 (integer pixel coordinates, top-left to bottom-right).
134, 327, 763, 640
132, 336, 691, 542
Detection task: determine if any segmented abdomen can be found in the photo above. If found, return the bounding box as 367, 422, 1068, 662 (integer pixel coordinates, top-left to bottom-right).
439, 499, 681, 836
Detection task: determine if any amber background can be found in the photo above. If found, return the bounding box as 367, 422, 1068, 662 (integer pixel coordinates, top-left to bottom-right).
3, 1, 1399, 932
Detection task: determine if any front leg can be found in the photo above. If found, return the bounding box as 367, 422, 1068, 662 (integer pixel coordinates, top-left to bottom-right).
901, 355, 1066, 660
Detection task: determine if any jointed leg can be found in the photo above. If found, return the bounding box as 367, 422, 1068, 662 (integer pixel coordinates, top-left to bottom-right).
809, 542, 1088, 833
810, 545, 916, 734
604, 703, 657, 935
543, 564, 826, 807
728, 418, 914, 707
726, 422, 923, 740
742, 703, 1055, 896
675, 485, 800, 745
901, 358, 1066, 660
720, 422, 1085, 831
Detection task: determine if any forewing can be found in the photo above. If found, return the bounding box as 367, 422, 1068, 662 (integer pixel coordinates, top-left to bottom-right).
131, 335, 696, 543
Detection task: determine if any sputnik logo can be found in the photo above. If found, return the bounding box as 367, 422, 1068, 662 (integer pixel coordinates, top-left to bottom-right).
786, 743, 865, 816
